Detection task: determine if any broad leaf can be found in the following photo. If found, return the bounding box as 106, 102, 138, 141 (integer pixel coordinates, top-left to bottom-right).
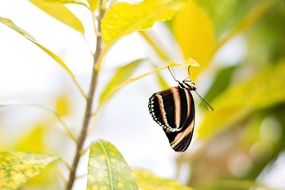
102, 0, 182, 46
0, 151, 57, 190
99, 59, 145, 106
0, 17, 75, 78
29, 0, 84, 34
87, 140, 138, 190
173, 0, 215, 80
134, 170, 192, 190
198, 62, 285, 139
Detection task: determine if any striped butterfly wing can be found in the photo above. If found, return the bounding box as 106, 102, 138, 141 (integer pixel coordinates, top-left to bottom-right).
148, 86, 195, 152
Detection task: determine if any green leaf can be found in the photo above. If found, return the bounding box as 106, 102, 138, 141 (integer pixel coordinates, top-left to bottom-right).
198, 62, 285, 139
102, 0, 182, 46
134, 170, 192, 190
99, 59, 145, 106
87, 140, 138, 190
29, 0, 84, 34
0, 16, 75, 78
87, 0, 97, 12
0, 151, 57, 190
202, 65, 238, 104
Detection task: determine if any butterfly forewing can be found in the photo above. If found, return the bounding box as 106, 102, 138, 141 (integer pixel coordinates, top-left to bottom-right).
148, 85, 195, 152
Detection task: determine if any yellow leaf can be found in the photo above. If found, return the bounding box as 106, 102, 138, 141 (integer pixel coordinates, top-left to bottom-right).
0, 151, 57, 190
87, 140, 138, 190
0, 17, 75, 78
134, 170, 192, 190
198, 62, 285, 139
99, 59, 145, 106
173, 0, 215, 79
14, 123, 48, 153
102, 0, 182, 46
55, 95, 70, 116
87, 0, 97, 12
29, 0, 85, 34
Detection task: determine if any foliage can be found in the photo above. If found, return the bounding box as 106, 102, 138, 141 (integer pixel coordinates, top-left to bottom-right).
0, 0, 285, 190
172, 0, 215, 79
29, 0, 85, 34
135, 170, 192, 190
102, 0, 182, 46
87, 140, 138, 190
198, 62, 285, 139
0, 151, 57, 190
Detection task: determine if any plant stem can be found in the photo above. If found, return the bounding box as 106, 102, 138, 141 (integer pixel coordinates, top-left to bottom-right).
66, 3, 105, 190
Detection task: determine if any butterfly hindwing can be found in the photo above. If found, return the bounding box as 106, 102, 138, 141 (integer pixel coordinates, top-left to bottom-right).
148, 85, 195, 152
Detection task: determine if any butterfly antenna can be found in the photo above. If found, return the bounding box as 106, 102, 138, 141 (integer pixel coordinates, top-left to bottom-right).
168, 66, 179, 83
194, 90, 214, 111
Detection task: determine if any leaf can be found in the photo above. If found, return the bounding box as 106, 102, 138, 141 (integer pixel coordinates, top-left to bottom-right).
134, 170, 192, 190
202, 65, 238, 104
172, 0, 215, 80
87, 0, 97, 12
87, 140, 138, 190
99, 59, 145, 106
29, 0, 84, 34
102, 0, 182, 46
0, 17, 75, 78
0, 151, 57, 190
55, 95, 71, 116
198, 62, 285, 139
14, 123, 48, 153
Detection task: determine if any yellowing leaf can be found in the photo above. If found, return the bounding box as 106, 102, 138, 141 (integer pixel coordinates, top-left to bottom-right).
87, 140, 138, 190
55, 95, 70, 116
0, 151, 57, 190
87, 0, 97, 12
102, 0, 182, 46
173, 0, 215, 79
134, 170, 192, 190
29, 0, 84, 34
99, 59, 145, 106
0, 17, 75, 78
14, 123, 48, 153
198, 62, 285, 139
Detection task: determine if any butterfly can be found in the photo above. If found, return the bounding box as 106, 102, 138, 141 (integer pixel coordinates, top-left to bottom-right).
148, 67, 213, 152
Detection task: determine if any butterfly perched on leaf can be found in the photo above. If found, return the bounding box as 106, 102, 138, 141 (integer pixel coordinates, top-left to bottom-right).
148, 68, 213, 152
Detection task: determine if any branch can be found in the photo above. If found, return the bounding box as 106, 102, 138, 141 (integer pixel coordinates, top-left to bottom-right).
66, 0, 105, 189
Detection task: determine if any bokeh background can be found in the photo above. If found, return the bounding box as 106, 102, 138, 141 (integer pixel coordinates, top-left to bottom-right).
0, 0, 285, 190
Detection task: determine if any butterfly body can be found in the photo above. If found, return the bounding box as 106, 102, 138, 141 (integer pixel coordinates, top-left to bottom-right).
148, 81, 196, 152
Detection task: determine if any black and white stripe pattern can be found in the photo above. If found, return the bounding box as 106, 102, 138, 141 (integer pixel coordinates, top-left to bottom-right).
148, 81, 196, 152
